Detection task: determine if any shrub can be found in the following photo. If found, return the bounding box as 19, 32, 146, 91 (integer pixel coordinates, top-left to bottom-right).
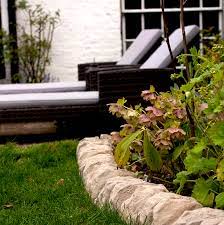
0, 0, 60, 83
109, 44, 224, 209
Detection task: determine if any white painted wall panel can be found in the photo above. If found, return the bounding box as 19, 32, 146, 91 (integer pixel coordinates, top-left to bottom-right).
16, 0, 122, 81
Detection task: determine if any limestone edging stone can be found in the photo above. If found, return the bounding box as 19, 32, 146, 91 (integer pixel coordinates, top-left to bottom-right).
77, 135, 224, 225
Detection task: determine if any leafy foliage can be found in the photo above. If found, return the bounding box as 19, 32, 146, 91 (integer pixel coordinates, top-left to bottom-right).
109, 41, 224, 209
215, 192, 224, 209
192, 178, 216, 207
143, 130, 162, 171
115, 130, 143, 167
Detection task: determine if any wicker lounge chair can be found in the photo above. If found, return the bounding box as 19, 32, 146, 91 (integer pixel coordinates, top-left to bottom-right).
0, 81, 86, 94
0, 90, 99, 140
82, 25, 199, 132
78, 29, 162, 81
0, 26, 199, 139
141, 25, 200, 68
84, 25, 200, 91
0, 90, 98, 121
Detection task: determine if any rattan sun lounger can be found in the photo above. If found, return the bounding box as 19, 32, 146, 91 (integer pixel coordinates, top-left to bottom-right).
84, 25, 200, 92
141, 25, 200, 68
0, 91, 98, 122
0, 81, 86, 94
78, 29, 162, 81
0, 90, 100, 140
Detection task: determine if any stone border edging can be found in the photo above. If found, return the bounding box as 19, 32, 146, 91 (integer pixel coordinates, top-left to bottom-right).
77, 135, 224, 225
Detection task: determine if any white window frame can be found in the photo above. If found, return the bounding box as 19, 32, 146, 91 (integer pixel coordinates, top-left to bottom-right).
121, 0, 224, 52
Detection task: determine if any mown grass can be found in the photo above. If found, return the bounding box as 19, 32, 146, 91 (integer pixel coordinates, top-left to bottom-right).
0, 140, 128, 225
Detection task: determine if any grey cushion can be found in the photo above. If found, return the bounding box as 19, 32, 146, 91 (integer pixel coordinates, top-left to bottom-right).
0, 81, 86, 94
141, 25, 200, 69
0, 91, 99, 108
117, 29, 162, 65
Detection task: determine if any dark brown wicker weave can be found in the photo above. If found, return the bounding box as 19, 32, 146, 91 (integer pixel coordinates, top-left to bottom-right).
98, 68, 174, 106
78, 62, 116, 81
85, 65, 140, 91
95, 67, 175, 133
0, 67, 174, 140
0, 104, 98, 122
78, 62, 141, 91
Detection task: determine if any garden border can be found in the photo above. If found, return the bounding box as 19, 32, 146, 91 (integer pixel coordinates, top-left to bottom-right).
77, 135, 224, 225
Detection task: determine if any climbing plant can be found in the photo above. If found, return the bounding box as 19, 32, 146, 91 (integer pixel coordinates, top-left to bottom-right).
0, 0, 60, 83
16, 0, 60, 83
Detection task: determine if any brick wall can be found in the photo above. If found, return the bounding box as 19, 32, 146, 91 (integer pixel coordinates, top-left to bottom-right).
16, 0, 122, 81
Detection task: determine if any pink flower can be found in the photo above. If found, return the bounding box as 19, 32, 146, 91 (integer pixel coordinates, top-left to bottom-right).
173, 108, 187, 120
154, 130, 173, 150
166, 128, 186, 140
145, 106, 164, 117
108, 103, 124, 114
110, 132, 122, 144
120, 124, 135, 135
199, 103, 208, 113
141, 90, 157, 102
154, 138, 173, 150
139, 114, 151, 127
145, 106, 164, 123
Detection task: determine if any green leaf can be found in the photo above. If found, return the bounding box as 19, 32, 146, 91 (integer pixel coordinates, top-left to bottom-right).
115, 130, 143, 167
172, 145, 185, 161
131, 153, 139, 161
215, 192, 224, 209
192, 178, 215, 207
207, 122, 224, 146
173, 171, 190, 194
143, 130, 162, 171
17, 0, 29, 9
217, 159, 224, 182
117, 97, 127, 106
184, 154, 217, 174
149, 85, 155, 93
190, 138, 207, 156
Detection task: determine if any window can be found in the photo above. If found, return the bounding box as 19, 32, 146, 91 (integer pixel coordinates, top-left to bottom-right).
121, 0, 223, 52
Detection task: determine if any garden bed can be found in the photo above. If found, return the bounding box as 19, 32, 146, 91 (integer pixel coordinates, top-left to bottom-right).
77, 135, 224, 225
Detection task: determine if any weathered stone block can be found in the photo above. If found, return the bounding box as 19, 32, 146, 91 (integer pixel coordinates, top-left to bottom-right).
173, 208, 224, 225
77, 136, 224, 225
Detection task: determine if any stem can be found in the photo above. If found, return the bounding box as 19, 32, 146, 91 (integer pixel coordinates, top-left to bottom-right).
186, 104, 220, 157
152, 176, 174, 185
179, 0, 190, 80
160, 0, 176, 71
35, 19, 43, 82
186, 104, 196, 137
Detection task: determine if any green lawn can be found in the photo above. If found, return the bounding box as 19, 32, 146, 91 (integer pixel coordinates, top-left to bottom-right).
0, 140, 128, 225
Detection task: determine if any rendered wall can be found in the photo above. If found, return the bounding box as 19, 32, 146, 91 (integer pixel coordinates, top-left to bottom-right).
16, 0, 122, 81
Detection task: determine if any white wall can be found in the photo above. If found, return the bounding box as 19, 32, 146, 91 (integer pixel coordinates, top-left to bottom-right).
17, 0, 122, 81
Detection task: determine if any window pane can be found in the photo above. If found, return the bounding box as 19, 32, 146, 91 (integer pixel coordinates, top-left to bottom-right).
145, 0, 200, 8
203, 11, 219, 33
165, 0, 179, 8
166, 13, 180, 34
145, 0, 160, 9
184, 12, 199, 26
125, 41, 133, 50
145, 13, 161, 29
125, 0, 141, 9
203, 0, 220, 7
125, 14, 141, 39
185, 0, 199, 7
